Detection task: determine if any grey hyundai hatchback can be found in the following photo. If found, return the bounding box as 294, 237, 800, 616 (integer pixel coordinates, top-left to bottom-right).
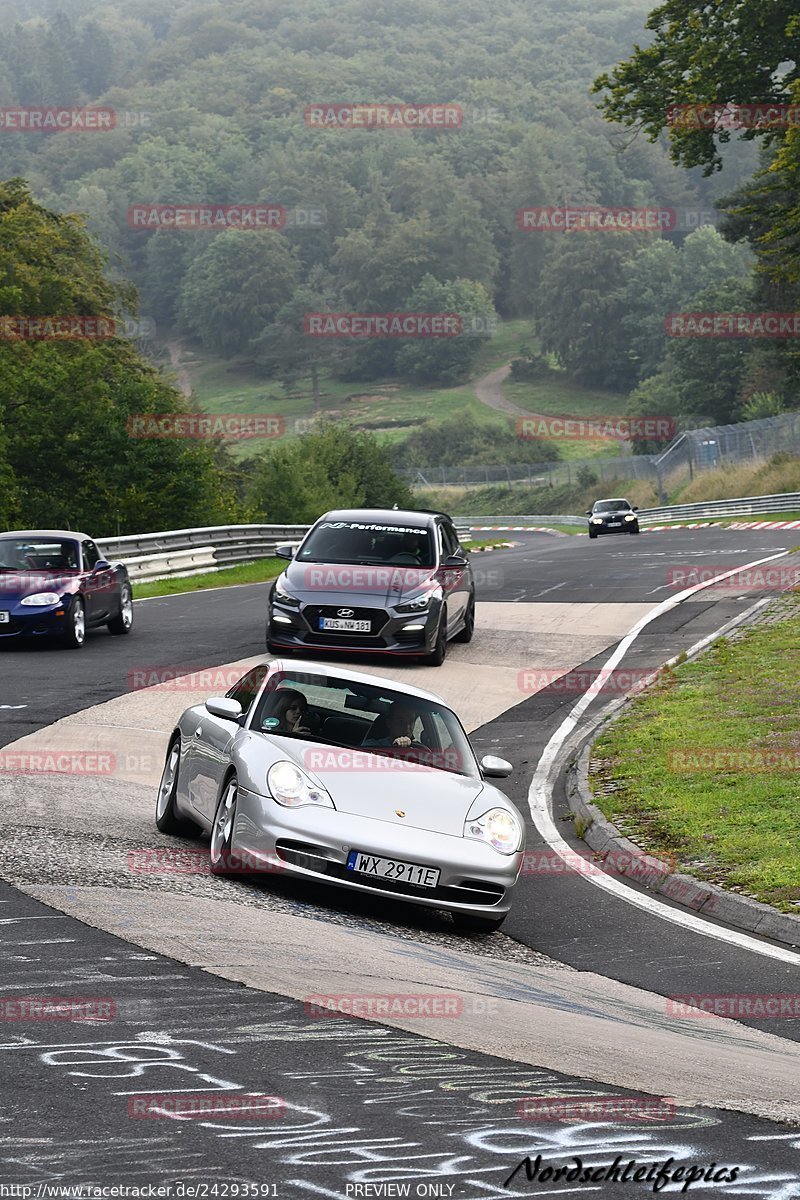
266, 509, 475, 665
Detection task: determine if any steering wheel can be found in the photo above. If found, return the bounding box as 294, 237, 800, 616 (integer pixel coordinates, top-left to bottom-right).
387, 553, 420, 565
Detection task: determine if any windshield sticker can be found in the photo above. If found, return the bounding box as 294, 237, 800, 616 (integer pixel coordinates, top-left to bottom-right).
319, 522, 427, 534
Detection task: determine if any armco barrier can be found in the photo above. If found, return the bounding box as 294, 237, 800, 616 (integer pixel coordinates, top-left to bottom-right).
636, 492, 800, 523
97, 495, 797, 583
97, 521, 473, 583
97, 524, 309, 583
465, 492, 800, 529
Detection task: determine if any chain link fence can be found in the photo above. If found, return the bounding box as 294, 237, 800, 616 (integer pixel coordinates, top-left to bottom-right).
401, 410, 800, 499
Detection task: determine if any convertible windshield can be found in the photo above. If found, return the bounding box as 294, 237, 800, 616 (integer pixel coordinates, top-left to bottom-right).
593, 500, 630, 513
0, 537, 80, 571
298, 521, 434, 567
251, 670, 478, 778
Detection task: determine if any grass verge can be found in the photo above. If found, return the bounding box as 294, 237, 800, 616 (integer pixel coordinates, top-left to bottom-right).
135, 559, 284, 599
589, 601, 800, 913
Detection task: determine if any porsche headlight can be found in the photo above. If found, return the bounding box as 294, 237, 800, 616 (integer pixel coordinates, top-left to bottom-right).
624, 513, 636, 521
590, 517, 604, 525
273, 579, 300, 608
464, 808, 522, 855
267, 761, 333, 808
20, 592, 61, 606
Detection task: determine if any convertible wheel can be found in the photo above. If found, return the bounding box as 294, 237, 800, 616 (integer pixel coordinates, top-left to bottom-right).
108, 583, 134, 635
62, 598, 86, 649
424, 610, 448, 666
454, 596, 475, 643
155, 737, 200, 836
451, 910, 507, 934
210, 775, 246, 876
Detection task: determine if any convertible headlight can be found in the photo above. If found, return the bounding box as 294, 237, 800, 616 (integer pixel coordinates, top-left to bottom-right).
273, 579, 300, 608
590, 517, 604, 525
20, 592, 61, 606
624, 513, 636, 521
267, 761, 333, 809
396, 592, 435, 613
464, 808, 522, 855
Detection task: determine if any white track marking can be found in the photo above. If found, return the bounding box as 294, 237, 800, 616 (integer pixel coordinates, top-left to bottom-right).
527, 549, 800, 965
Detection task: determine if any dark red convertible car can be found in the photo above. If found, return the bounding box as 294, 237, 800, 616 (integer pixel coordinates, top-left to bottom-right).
0, 529, 133, 648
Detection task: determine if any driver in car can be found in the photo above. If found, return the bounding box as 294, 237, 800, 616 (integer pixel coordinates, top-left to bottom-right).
362, 701, 419, 748
388, 531, 425, 564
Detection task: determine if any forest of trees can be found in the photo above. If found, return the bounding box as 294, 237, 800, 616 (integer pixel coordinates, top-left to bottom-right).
1, 0, 799, 528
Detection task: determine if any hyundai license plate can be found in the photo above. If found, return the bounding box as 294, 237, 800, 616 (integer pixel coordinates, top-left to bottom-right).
320, 617, 371, 632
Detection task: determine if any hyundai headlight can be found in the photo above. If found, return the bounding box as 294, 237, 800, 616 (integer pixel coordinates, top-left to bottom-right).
464, 807, 522, 855
396, 591, 435, 613
273, 579, 300, 608
20, 592, 61, 606
267, 761, 333, 808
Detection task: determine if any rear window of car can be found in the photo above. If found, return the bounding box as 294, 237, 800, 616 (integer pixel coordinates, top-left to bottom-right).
297, 520, 434, 568
0, 538, 80, 570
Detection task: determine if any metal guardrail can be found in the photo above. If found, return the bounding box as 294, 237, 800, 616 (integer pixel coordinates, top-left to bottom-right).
464, 493, 800, 529
98, 520, 473, 583
636, 493, 800, 523
95, 495, 796, 584
466, 514, 585, 526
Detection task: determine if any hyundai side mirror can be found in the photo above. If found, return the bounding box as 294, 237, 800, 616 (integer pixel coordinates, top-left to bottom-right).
275, 543, 295, 560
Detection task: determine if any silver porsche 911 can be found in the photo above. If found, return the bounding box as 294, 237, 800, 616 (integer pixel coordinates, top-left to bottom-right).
155, 659, 525, 932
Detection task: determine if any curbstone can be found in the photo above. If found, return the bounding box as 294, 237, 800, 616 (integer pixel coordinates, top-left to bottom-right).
567, 720, 800, 949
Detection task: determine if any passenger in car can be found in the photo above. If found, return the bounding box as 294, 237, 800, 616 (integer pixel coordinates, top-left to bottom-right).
265, 689, 314, 735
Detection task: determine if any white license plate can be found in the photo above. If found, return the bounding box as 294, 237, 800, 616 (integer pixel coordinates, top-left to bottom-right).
320, 617, 371, 632
347, 850, 440, 888
0, 613, 9, 624
608, 521, 621, 527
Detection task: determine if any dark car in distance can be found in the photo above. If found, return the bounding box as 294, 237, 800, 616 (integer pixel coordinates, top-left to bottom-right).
266, 508, 475, 665
0, 530, 133, 648
586, 499, 640, 538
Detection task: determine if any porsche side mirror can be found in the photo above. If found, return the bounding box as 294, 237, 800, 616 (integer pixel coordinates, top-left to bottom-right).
205, 697, 243, 722
480, 755, 513, 779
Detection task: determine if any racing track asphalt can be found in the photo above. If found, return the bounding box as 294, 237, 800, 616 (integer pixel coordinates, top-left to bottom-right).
1, 527, 799, 1192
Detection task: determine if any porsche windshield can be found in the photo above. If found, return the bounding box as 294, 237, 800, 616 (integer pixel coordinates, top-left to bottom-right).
0, 538, 80, 572
298, 521, 434, 567
252, 670, 478, 778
